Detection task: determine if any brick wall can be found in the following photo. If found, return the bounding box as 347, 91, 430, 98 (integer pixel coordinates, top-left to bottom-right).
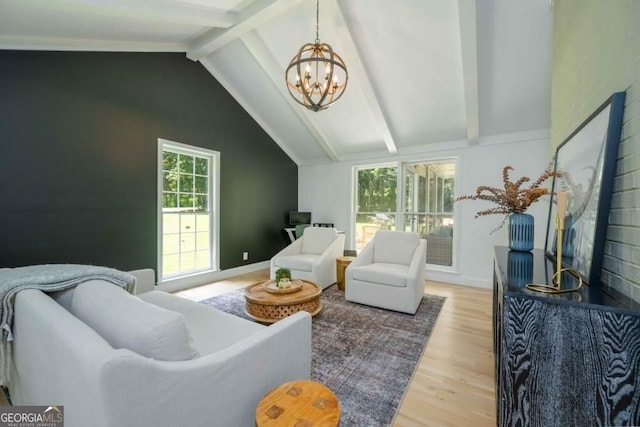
551, 0, 640, 302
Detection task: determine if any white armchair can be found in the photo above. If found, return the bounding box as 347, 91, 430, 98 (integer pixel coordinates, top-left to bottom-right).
345, 231, 427, 314
271, 227, 345, 289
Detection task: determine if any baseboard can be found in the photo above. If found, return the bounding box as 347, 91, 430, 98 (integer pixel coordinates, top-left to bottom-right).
157, 261, 270, 293
425, 270, 491, 289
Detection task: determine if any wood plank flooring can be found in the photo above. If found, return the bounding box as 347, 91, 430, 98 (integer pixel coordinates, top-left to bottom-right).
176, 269, 496, 426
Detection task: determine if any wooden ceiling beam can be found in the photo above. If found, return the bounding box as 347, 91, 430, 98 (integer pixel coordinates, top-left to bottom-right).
200, 55, 304, 165
241, 31, 339, 161
10, 0, 237, 28
458, 0, 480, 145
331, 0, 397, 154
187, 0, 305, 61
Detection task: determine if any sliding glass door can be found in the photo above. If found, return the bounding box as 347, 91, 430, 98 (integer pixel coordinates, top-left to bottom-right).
402, 161, 455, 266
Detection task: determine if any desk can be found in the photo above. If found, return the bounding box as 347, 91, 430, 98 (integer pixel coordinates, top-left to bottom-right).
283, 227, 296, 243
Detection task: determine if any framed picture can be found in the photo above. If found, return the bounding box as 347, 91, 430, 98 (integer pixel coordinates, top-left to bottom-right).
544, 92, 626, 286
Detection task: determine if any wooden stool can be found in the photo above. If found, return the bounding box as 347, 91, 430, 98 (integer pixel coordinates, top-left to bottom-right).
256, 380, 340, 427
336, 256, 356, 291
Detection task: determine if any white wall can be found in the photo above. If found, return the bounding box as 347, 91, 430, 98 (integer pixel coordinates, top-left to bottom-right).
299, 130, 550, 288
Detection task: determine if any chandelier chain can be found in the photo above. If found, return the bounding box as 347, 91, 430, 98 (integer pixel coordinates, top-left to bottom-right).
315, 0, 320, 44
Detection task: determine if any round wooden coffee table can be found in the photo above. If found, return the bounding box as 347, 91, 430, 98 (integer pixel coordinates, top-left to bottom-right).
255, 380, 340, 427
244, 279, 322, 323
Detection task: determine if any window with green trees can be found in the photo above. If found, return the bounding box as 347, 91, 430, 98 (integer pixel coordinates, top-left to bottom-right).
159, 140, 218, 280
354, 160, 456, 267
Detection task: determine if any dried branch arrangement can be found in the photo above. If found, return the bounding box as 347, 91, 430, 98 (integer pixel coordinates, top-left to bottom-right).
456, 164, 563, 228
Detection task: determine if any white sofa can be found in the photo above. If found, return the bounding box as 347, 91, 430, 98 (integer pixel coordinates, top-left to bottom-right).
270, 227, 345, 289
8, 269, 311, 427
345, 231, 427, 314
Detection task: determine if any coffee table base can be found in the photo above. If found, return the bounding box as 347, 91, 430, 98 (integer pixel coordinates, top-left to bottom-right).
244, 299, 322, 324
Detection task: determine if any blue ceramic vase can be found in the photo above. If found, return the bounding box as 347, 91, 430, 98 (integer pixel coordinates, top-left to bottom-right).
508, 213, 534, 251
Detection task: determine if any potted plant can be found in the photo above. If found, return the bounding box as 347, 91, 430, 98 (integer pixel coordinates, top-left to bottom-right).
275, 268, 292, 288
456, 165, 562, 251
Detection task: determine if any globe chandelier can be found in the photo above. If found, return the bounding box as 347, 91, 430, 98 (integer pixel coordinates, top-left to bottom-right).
285, 0, 348, 112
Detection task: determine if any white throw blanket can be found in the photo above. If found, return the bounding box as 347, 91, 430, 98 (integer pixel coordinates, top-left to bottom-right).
0, 264, 136, 386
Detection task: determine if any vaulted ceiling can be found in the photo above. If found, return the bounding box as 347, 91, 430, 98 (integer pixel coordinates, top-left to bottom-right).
0, 0, 553, 165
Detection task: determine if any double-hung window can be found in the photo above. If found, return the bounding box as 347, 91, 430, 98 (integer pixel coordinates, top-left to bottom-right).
158, 139, 219, 281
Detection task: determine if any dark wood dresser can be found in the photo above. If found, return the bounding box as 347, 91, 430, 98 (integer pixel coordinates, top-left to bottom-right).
493, 246, 640, 426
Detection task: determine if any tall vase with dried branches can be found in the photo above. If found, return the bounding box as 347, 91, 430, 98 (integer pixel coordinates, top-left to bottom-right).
456, 165, 562, 251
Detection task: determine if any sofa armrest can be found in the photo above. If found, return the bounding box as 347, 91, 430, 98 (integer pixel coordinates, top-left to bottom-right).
10, 290, 118, 426
127, 269, 156, 295
408, 239, 427, 298
100, 311, 312, 427
321, 234, 345, 260
314, 234, 345, 270
408, 239, 427, 274
274, 239, 303, 257
309, 234, 345, 286
270, 239, 304, 279
349, 238, 374, 268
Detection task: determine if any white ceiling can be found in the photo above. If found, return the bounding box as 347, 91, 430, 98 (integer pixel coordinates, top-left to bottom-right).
0, 0, 553, 166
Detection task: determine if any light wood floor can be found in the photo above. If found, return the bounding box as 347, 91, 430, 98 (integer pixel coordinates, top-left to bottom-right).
176, 269, 496, 426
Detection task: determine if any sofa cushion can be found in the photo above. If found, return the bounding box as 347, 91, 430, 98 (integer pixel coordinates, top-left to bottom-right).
69, 281, 199, 361
350, 263, 410, 288
301, 227, 337, 255
139, 291, 265, 355
373, 231, 420, 266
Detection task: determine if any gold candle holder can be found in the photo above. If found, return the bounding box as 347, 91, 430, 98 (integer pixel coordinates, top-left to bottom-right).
526, 214, 583, 294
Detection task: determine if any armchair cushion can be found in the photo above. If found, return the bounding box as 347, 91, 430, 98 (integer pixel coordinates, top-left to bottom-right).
350, 263, 410, 288
272, 254, 318, 272
301, 227, 338, 255
373, 231, 419, 266
70, 281, 199, 361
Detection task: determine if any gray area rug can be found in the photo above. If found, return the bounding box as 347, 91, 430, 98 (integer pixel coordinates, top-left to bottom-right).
201, 284, 444, 426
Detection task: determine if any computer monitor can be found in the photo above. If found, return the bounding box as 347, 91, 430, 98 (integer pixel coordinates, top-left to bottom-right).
289, 211, 311, 226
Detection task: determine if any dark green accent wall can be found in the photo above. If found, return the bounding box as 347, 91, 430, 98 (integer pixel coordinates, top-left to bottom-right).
0, 50, 297, 273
